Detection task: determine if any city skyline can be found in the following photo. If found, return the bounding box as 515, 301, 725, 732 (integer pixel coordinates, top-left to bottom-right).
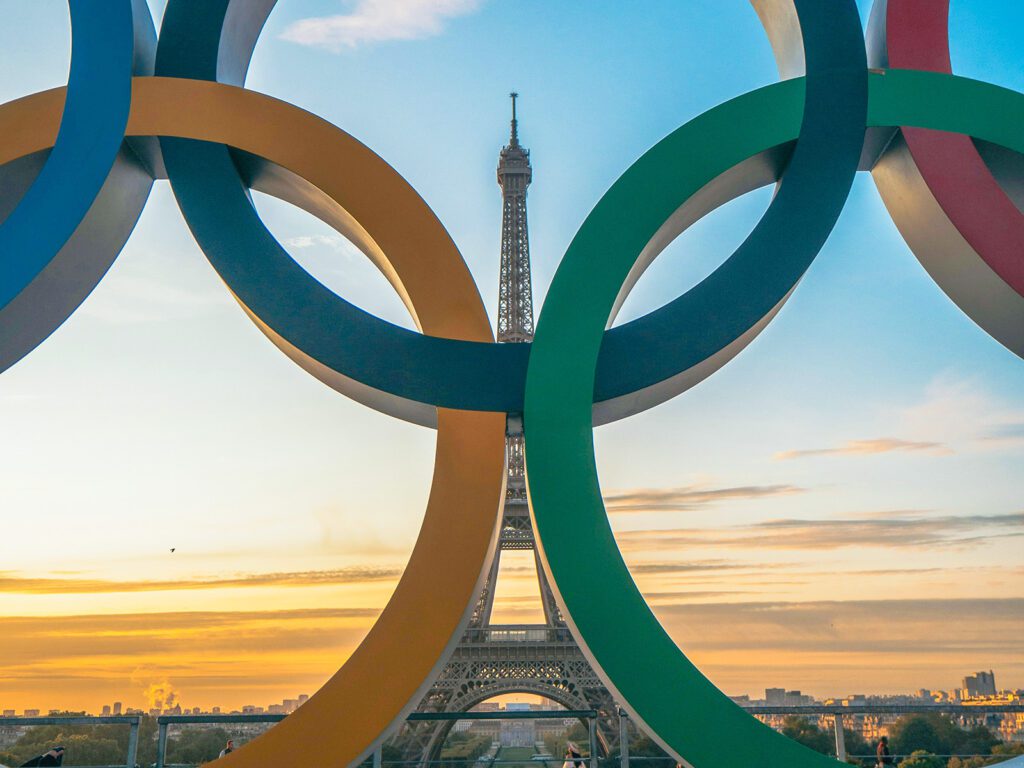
4, 670, 1020, 719
0, 0, 1022, 714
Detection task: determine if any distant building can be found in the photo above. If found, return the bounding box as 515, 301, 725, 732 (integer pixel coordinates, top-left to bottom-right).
101, 705, 111, 716
766, 688, 786, 705
24, 709, 40, 717
2, 710, 15, 717
963, 671, 997, 697
297, 694, 309, 706
112, 701, 122, 715
212, 706, 221, 714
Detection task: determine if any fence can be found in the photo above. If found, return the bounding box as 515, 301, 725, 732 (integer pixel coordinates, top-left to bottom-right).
2, 704, 1021, 768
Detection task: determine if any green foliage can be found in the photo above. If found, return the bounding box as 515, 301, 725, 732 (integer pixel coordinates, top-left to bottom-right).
889, 714, 1000, 760
166, 727, 234, 766
900, 751, 946, 768
842, 727, 873, 766
544, 722, 591, 762
495, 746, 538, 768
958, 727, 1000, 758
947, 756, 989, 768
440, 734, 494, 764
992, 743, 1024, 757
0, 719, 152, 767
0, 717, 255, 768
780, 716, 834, 756
947, 742, 1024, 768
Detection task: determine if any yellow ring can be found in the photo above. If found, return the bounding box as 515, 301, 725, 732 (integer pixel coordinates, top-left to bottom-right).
0, 79, 506, 766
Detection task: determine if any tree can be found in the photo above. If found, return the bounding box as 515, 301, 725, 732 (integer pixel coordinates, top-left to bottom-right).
166, 726, 234, 765
958, 726, 999, 758
890, 714, 966, 757
992, 743, 1024, 758
0, 715, 159, 767
947, 757, 988, 768
781, 716, 834, 755
900, 751, 945, 768
843, 727, 871, 764
544, 722, 591, 761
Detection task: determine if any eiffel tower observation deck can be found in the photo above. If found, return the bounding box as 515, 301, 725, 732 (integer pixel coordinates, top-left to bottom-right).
391, 95, 624, 763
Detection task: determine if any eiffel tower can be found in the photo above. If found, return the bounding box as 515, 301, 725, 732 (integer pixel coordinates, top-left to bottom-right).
391, 94, 623, 763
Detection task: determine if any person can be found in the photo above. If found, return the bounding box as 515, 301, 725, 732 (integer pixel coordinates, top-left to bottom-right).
564, 741, 584, 768
19, 746, 65, 766
876, 736, 893, 768
218, 740, 235, 759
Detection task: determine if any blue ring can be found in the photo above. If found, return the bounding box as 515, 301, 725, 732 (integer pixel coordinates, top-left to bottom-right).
0, 0, 137, 310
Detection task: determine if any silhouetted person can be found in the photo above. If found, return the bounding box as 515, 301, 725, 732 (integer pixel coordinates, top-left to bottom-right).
19, 745, 64, 766
876, 736, 893, 768
219, 739, 235, 759
564, 742, 584, 768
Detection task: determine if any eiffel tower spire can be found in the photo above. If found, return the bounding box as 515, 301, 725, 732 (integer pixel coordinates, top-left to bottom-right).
391, 95, 623, 765
496, 92, 535, 344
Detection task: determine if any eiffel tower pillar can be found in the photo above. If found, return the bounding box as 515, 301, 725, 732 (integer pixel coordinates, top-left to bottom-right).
389, 94, 624, 765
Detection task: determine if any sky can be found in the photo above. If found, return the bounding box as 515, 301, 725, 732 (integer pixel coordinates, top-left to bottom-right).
0, 0, 1022, 714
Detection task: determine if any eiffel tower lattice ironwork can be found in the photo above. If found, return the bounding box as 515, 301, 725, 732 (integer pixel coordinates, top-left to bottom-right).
390, 94, 623, 763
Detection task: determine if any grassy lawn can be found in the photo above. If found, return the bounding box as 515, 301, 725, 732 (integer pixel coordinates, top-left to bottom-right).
497, 746, 542, 768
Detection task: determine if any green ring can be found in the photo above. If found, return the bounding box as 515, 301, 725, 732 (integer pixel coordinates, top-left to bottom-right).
523, 70, 1024, 768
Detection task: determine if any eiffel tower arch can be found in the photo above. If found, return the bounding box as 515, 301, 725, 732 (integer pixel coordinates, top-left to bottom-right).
389, 94, 624, 764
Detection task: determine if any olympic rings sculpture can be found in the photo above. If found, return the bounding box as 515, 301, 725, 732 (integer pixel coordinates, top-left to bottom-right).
1, 1, 1021, 767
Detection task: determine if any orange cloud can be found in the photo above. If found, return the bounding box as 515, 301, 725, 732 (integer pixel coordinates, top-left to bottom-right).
617, 511, 1024, 551
604, 484, 805, 513
0, 608, 378, 713
3, 598, 1021, 712
775, 438, 952, 460
0, 567, 402, 595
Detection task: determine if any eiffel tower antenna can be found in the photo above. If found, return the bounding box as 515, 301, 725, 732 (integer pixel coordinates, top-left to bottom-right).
391, 93, 624, 764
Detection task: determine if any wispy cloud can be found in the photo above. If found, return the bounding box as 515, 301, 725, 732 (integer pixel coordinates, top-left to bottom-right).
0, 567, 402, 595
899, 375, 1024, 451
280, 0, 483, 52
618, 511, 1024, 552
775, 438, 951, 461
655, 597, 1024, 655
629, 561, 747, 575
283, 234, 358, 258
604, 484, 805, 513
979, 422, 1024, 447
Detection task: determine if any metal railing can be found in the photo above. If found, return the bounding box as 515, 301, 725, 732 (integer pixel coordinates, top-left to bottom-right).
741, 704, 1024, 763
0, 715, 141, 768
2, 704, 1021, 768
460, 626, 576, 644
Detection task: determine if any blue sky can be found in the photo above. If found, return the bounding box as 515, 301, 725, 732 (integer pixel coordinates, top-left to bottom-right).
0, 1, 1021, 712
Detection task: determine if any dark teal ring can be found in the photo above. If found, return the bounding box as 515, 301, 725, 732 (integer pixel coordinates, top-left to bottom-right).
153, 0, 864, 425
